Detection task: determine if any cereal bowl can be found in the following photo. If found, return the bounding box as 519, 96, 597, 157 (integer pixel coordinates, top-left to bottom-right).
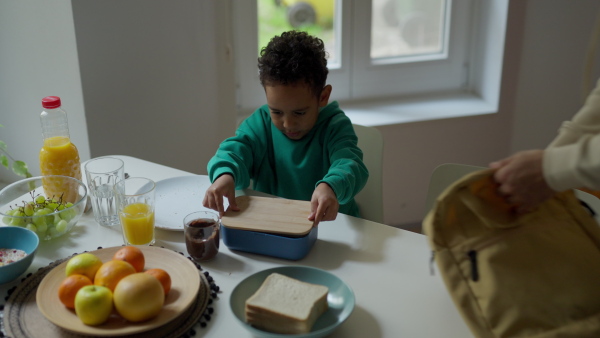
0, 175, 87, 240
0, 226, 39, 284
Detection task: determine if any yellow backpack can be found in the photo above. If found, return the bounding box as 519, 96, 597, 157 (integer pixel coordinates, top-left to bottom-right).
423, 169, 600, 338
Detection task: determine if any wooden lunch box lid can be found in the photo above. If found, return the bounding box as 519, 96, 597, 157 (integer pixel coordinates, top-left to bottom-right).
221, 196, 314, 236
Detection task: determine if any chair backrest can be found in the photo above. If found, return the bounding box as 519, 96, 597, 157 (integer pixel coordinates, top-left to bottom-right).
425, 163, 600, 223
353, 124, 384, 223
425, 163, 485, 213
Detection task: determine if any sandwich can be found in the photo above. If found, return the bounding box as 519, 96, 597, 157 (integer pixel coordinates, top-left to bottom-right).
245, 272, 329, 334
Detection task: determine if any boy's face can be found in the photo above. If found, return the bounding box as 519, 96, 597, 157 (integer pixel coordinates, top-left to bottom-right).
265, 82, 332, 140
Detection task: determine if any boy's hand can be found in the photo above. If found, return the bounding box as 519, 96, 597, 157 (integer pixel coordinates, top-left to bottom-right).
202, 174, 240, 217
308, 183, 339, 226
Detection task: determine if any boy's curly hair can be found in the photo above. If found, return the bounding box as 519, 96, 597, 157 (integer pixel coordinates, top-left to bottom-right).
258, 31, 328, 97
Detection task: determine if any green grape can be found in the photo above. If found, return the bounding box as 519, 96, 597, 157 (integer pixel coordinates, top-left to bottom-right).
48, 227, 59, 238
53, 214, 61, 225
65, 202, 74, 208
55, 219, 68, 233
11, 217, 25, 226
35, 195, 46, 204
34, 208, 50, 216
60, 210, 71, 222
25, 223, 37, 232
36, 222, 48, 233
23, 203, 34, 216
57, 204, 65, 211
33, 213, 47, 227
47, 203, 59, 210
2, 216, 11, 225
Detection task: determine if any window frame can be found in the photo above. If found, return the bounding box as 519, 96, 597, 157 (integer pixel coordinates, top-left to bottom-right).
232, 0, 508, 123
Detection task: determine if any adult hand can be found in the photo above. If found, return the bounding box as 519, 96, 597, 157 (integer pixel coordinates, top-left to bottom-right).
489, 149, 556, 213
202, 174, 240, 217
308, 183, 339, 226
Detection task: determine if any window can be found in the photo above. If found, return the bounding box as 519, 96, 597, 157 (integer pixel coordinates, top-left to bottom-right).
233, 0, 506, 120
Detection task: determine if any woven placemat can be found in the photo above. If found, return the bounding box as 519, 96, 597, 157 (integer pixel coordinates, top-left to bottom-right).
1, 247, 220, 338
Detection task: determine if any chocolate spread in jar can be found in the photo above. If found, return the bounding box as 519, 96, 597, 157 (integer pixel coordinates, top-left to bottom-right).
185, 218, 220, 261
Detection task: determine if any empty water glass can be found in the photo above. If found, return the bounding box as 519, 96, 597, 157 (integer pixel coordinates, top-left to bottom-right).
84, 157, 124, 226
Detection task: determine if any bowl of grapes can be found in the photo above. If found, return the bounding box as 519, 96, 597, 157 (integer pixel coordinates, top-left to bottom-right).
0, 175, 87, 240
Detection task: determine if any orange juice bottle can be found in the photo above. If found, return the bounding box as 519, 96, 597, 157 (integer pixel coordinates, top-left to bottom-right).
39, 96, 82, 202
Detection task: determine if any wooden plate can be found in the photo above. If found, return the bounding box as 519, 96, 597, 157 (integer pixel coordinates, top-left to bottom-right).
35, 246, 200, 336
222, 196, 313, 236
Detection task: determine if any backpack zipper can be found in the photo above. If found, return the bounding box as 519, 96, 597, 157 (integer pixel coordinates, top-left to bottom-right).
467, 250, 479, 281
464, 221, 548, 282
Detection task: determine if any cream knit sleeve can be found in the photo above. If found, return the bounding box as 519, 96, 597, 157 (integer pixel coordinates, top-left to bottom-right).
543, 78, 600, 191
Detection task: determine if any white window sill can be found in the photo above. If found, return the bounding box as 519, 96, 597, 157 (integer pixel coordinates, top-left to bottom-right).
340, 92, 498, 127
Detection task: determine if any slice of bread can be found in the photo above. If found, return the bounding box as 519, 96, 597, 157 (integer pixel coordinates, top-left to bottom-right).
245, 272, 329, 334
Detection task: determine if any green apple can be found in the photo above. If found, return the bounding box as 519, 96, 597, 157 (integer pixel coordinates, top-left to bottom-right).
74, 285, 113, 325
65, 253, 103, 280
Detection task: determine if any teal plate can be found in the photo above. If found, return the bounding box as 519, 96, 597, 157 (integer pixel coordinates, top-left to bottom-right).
230, 266, 355, 338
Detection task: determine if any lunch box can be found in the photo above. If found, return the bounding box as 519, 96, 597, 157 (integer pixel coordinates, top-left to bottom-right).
221, 225, 317, 260
221, 196, 317, 260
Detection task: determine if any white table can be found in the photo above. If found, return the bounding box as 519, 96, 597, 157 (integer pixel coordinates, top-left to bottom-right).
1, 155, 472, 338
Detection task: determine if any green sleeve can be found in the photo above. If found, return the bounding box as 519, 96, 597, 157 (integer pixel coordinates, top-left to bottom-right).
207, 109, 269, 190
317, 115, 369, 205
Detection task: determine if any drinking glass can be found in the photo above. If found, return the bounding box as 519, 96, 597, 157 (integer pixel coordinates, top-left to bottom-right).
114, 177, 156, 245
183, 211, 220, 261
84, 157, 124, 226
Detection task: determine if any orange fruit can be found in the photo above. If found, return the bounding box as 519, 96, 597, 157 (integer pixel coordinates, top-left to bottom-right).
94, 260, 136, 291
58, 274, 93, 309
112, 246, 145, 272
145, 268, 172, 295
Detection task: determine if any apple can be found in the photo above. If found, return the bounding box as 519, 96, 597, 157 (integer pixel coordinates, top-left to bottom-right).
74, 285, 113, 325
66, 253, 103, 281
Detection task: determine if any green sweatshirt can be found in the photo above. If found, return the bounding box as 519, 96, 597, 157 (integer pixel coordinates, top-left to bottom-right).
208, 101, 369, 217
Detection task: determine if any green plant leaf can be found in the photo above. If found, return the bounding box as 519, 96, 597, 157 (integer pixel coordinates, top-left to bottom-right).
0, 154, 8, 168
0, 140, 7, 151
12, 160, 30, 177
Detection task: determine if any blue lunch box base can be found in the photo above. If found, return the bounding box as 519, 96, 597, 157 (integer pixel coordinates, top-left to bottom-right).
221, 225, 318, 260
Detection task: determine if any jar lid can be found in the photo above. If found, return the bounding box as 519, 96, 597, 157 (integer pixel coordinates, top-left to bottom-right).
42, 96, 61, 109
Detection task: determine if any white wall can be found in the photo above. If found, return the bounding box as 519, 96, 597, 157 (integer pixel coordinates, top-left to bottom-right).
0, 0, 90, 184
379, 0, 600, 227
70, 0, 237, 175
510, 0, 600, 152
2, 0, 599, 228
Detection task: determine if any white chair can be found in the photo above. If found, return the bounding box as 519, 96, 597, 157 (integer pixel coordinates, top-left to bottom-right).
353, 124, 384, 223
424, 163, 600, 224
424, 163, 485, 213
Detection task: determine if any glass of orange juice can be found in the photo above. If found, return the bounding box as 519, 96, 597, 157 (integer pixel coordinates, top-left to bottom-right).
114, 177, 156, 246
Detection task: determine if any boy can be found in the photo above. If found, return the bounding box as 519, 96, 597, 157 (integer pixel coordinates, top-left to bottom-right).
203, 31, 368, 226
